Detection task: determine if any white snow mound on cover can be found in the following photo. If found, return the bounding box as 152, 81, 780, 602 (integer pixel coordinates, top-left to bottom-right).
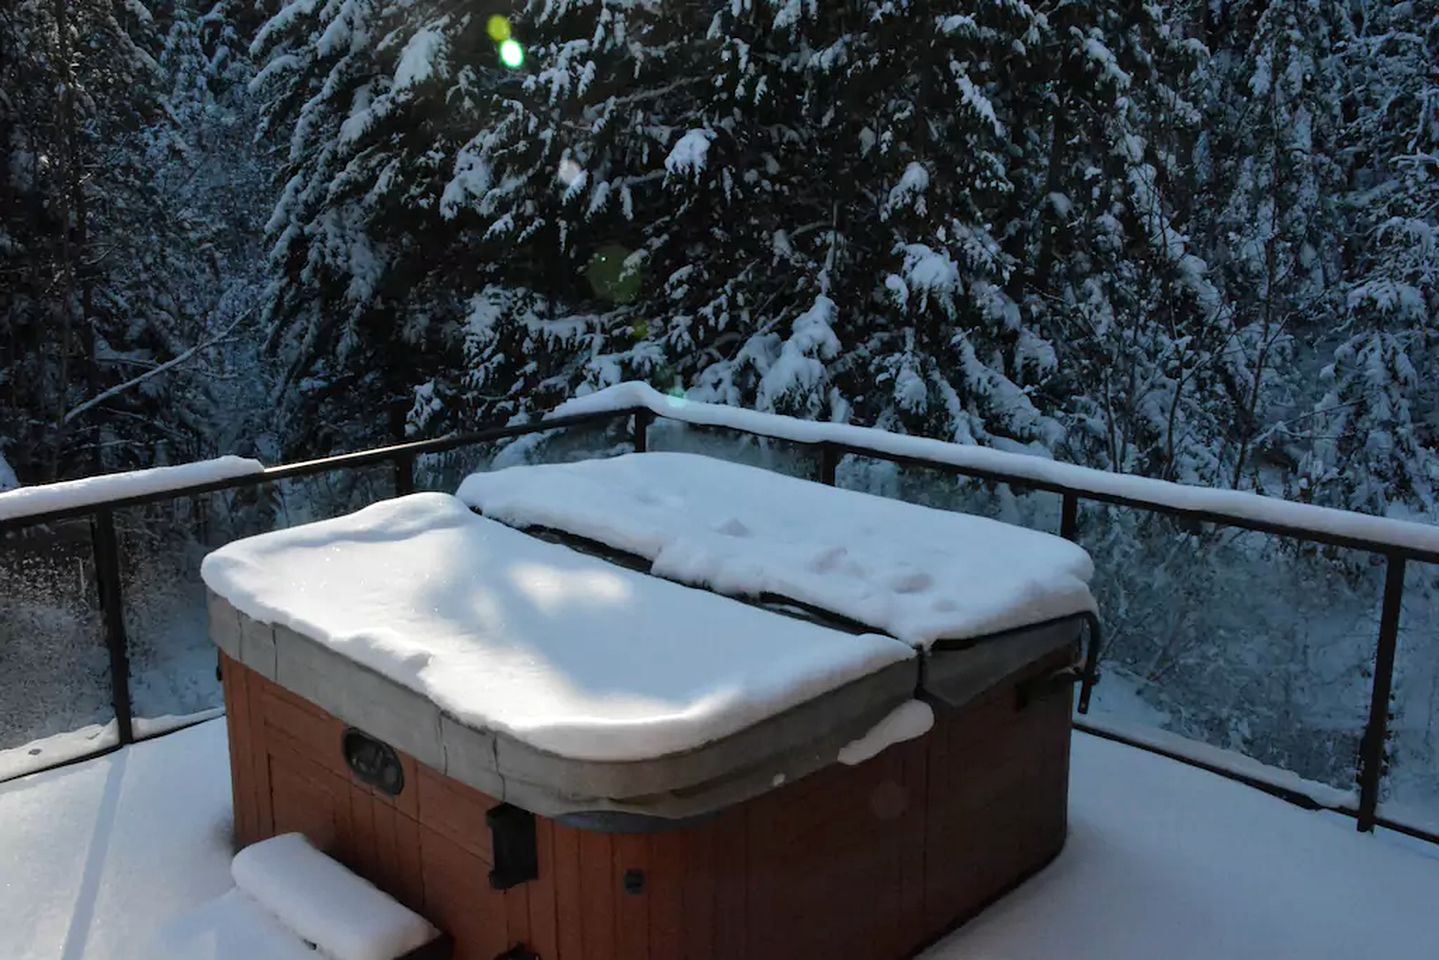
200, 493, 912, 761
837, 700, 935, 766
0, 455, 263, 521
458, 452, 1095, 647
230, 833, 436, 960
549, 381, 1439, 556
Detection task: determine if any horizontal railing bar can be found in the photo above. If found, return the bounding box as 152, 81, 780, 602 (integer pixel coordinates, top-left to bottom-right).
1074, 720, 1335, 812
643, 414, 1439, 564
0, 408, 633, 532
845, 443, 1439, 563
8, 402, 1439, 563
132, 711, 229, 747
1082, 725, 1439, 846
0, 712, 226, 787
1074, 722, 1439, 847
1371, 813, 1439, 848
0, 739, 125, 786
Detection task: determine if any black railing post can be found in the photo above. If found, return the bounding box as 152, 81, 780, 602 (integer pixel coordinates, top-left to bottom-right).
91, 508, 134, 746
394, 451, 416, 496
1059, 493, 1098, 714
819, 443, 838, 485
632, 409, 653, 453
1076, 614, 1102, 715
1357, 553, 1406, 832
1060, 492, 1079, 541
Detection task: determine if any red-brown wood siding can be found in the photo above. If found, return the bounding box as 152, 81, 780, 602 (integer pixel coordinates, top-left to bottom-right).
219, 645, 1073, 960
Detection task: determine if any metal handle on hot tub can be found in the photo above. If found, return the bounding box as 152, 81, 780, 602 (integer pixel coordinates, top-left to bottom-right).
1015, 665, 1084, 711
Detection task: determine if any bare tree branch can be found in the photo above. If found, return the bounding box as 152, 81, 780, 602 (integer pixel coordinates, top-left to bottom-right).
62, 308, 255, 425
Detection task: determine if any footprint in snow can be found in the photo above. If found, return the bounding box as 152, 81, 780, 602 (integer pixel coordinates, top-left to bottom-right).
808, 545, 847, 573
889, 570, 933, 594
715, 517, 751, 538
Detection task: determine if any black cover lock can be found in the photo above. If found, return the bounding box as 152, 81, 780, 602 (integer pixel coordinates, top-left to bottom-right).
487, 804, 539, 890
341, 728, 405, 796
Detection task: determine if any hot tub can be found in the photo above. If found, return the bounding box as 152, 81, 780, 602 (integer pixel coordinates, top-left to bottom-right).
204, 453, 1096, 960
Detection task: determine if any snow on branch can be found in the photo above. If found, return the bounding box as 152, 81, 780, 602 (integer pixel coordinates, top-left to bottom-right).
63, 310, 253, 426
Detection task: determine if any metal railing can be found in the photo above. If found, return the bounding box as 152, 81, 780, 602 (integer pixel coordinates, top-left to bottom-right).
0, 404, 1433, 846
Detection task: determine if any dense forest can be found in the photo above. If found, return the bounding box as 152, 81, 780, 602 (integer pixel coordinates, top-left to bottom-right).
1, 2, 1437, 810
2, 0, 1435, 513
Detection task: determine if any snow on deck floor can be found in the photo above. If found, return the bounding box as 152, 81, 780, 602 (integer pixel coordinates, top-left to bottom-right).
2, 719, 1436, 960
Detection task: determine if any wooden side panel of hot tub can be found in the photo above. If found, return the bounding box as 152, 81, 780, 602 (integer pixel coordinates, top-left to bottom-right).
220, 647, 1073, 960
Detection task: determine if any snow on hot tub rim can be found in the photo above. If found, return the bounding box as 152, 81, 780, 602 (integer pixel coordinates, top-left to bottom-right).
458, 450, 1096, 648
199, 492, 914, 764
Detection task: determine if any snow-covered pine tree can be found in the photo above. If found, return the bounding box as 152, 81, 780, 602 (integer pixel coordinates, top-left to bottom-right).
677, 0, 1062, 446
251, 0, 1219, 456
1302, 0, 1438, 519
0, 0, 187, 480
1196, 0, 1347, 490
445, 0, 705, 422
141, 0, 279, 458
250, 0, 522, 450
1003, 0, 1235, 483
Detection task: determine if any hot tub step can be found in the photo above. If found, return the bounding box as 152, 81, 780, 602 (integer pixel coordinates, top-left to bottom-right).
153, 833, 449, 960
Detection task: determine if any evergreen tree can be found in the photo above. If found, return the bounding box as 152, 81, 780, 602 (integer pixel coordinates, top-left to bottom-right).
1302, 1, 1439, 517
251, 0, 1218, 457
1, 0, 165, 479
1196, 0, 1346, 491
1007, 0, 1235, 483
0, 0, 270, 481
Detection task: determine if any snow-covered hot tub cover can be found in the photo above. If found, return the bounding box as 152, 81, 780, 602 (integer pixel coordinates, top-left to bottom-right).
202, 493, 911, 761
457, 451, 1096, 649
201, 493, 925, 818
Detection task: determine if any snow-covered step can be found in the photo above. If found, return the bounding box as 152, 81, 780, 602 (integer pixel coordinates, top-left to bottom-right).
153, 833, 443, 960
153, 888, 336, 960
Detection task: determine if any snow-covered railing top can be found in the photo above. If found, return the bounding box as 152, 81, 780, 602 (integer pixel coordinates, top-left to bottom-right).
5, 382, 1436, 564
0, 408, 639, 531
552, 382, 1439, 563
0, 457, 265, 523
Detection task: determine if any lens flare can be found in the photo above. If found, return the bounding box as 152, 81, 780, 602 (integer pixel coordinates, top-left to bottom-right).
585, 243, 642, 304
499, 38, 525, 69
486, 15, 512, 42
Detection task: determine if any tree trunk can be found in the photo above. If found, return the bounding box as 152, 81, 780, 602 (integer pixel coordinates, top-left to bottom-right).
49, 0, 77, 480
